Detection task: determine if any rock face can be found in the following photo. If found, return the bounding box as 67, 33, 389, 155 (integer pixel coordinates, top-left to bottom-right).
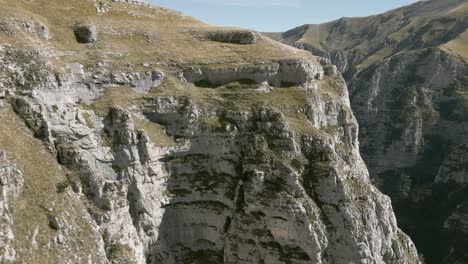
269, 0, 468, 263
0, 0, 419, 263
0, 150, 24, 262
436, 145, 468, 186
183, 58, 324, 87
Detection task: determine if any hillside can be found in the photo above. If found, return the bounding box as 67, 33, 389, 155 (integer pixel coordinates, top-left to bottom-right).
0, 0, 420, 263
266, 0, 466, 74
268, 0, 468, 263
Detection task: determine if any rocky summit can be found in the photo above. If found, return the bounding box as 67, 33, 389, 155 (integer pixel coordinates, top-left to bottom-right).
267, 0, 468, 263
0, 0, 421, 263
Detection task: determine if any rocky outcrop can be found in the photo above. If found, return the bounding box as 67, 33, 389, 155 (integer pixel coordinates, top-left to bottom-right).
111, 0, 151, 7
301, 46, 468, 264
182, 59, 325, 88
354, 47, 468, 264
95, 0, 152, 14
435, 145, 468, 185
293, 42, 353, 75
444, 202, 468, 234
348, 48, 468, 262
0, 150, 24, 263
348, 49, 467, 182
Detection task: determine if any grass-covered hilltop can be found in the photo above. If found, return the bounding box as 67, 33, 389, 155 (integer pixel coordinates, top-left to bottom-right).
0, 0, 424, 263
267, 0, 468, 263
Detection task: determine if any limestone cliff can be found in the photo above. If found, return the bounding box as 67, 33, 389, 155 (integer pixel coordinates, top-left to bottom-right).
268, 0, 468, 263
0, 0, 419, 263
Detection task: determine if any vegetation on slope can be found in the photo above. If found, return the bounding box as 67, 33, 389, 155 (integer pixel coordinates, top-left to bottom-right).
0, 104, 104, 263
0, 0, 313, 70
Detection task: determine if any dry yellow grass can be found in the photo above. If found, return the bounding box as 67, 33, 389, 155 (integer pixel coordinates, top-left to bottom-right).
441, 30, 468, 60
88, 86, 140, 117
132, 115, 176, 147
0, 0, 316, 71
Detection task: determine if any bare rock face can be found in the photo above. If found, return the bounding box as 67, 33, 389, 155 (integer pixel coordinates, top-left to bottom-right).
74, 24, 98, 43
111, 0, 151, 7
0, 150, 24, 263
340, 47, 468, 264
435, 145, 468, 186
0, 42, 420, 263
182, 58, 324, 88
271, 1, 468, 262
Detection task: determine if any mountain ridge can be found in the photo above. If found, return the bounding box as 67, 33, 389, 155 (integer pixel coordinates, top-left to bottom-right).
265, 0, 467, 75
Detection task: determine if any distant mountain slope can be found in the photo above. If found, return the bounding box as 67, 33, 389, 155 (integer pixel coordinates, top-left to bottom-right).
266, 0, 466, 75
267, 0, 468, 263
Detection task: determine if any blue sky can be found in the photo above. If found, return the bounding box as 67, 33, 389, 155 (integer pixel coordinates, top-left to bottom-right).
150, 0, 421, 32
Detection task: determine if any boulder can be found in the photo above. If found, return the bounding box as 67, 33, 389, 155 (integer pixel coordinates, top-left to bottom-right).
319, 57, 339, 76
74, 24, 97, 43
323, 64, 338, 76
256, 81, 273, 93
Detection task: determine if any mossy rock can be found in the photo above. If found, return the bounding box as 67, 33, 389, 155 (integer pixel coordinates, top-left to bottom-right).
108, 242, 136, 264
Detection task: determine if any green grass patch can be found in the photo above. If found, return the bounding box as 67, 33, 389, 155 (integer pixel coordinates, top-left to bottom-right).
87, 86, 140, 117
132, 115, 176, 147
82, 111, 94, 128
200, 115, 224, 131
